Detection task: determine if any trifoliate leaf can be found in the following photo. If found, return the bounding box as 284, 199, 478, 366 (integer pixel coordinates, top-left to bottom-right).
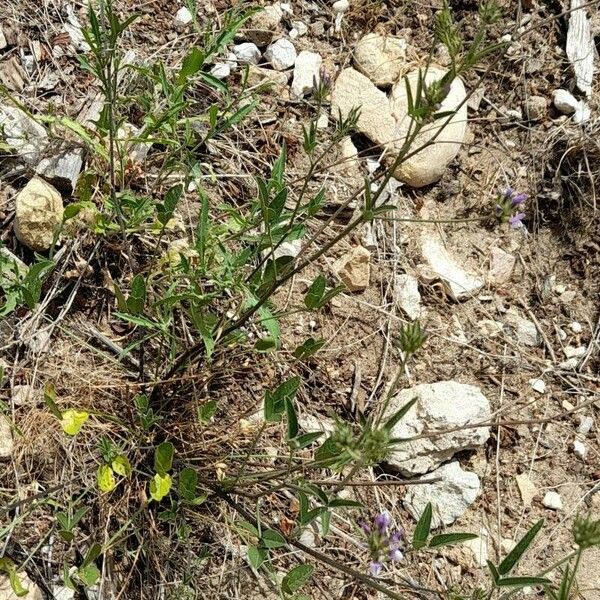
111, 455, 132, 477
61, 410, 89, 436
149, 473, 172, 502
97, 464, 116, 493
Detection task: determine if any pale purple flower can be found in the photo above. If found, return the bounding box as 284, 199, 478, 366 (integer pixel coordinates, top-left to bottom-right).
360, 512, 404, 577
374, 512, 391, 532
370, 561, 383, 576
509, 212, 525, 228
389, 548, 403, 561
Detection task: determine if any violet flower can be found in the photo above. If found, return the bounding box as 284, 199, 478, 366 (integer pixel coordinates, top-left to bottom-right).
359, 512, 404, 577
496, 187, 528, 228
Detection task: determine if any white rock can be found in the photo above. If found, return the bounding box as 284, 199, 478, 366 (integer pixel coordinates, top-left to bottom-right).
36, 147, 84, 192
578, 416, 594, 435
0, 572, 42, 600
316, 113, 328, 129
570, 321, 583, 334
389, 66, 467, 187
354, 33, 407, 86
14, 177, 64, 251
0, 26, 6, 50
404, 461, 481, 528
289, 21, 308, 38
385, 381, 491, 475
573, 101, 591, 124
504, 309, 540, 347
0, 248, 28, 283
269, 239, 301, 260
13, 385, 37, 406
245, 4, 283, 46
529, 378, 546, 394
265, 38, 297, 71
489, 246, 515, 284
333, 246, 370, 292
332, 0, 349, 13
0, 418, 13, 460
564, 345, 586, 358
553, 89, 578, 115
233, 43, 261, 64
573, 439, 587, 459
174, 6, 193, 27
394, 274, 421, 320
52, 587, 75, 600
291, 51, 322, 98
210, 63, 231, 79
117, 123, 151, 164
559, 358, 580, 370
298, 528, 316, 548
419, 237, 484, 301
331, 68, 396, 146
542, 491, 563, 510
0, 105, 48, 166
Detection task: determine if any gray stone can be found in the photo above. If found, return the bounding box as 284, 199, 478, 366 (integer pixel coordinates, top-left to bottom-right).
265, 38, 297, 71
333, 246, 371, 292
14, 177, 64, 251
291, 51, 322, 99
523, 95, 547, 121
245, 4, 283, 46
331, 68, 396, 146
394, 274, 421, 320
210, 63, 231, 80
0, 105, 48, 166
389, 66, 467, 187
419, 237, 484, 301
504, 309, 540, 346
353, 33, 407, 86
488, 246, 515, 284
404, 461, 480, 528
385, 381, 491, 475
247, 65, 289, 91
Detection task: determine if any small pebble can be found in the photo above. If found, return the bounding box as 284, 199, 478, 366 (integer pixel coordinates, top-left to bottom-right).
564, 345, 586, 359
174, 6, 193, 27
562, 400, 575, 411
332, 0, 349, 13
578, 416, 594, 435
542, 491, 563, 510
529, 378, 546, 394
573, 439, 587, 459
570, 321, 583, 334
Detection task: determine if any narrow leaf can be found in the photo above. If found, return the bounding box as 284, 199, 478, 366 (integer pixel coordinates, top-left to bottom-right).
429, 533, 479, 548
498, 519, 544, 575
412, 502, 432, 549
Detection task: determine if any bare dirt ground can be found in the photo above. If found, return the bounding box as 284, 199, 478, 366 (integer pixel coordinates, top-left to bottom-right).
1, 0, 599, 599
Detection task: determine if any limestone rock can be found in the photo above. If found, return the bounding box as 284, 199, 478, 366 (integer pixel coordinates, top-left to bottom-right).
265, 38, 297, 71
331, 68, 396, 146
0, 418, 13, 460
291, 51, 322, 99
0, 105, 48, 166
419, 237, 484, 301
389, 66, 467, 187
353, 33, 407, 86
333, 246, 371, 292
504, 309, 540, 347
210, 63, 231, 80
553, 89, 578, 114
404, 461, 480, 528
245, 4, 283, 46
247, 65, 289, 90
14, 177, 64, 251
174, 7, 193, 27
542, 491, 563, 510
36, 146, 84, 192
394, 273, 421, 320
385, 381, 491, 475
489, 246, 515, 284
233, 43, 261, 64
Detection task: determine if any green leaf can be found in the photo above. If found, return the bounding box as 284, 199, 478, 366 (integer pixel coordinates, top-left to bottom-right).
198, 399, 217, 424
282, 564, 314, 595
384, 397, 417, 432
97, 464, 116, 492
294, 337, 325, 360
149, 473, 172, 502
127, 274, 146, 315
285, 397, 298, 440
43, 382, 62, 420
0, 558, 28, 597
264, 377, 300, 422
111, 455, 132, 477
497, 576, 551, 588
429, 533, 479, 548
412, 502, 432, 549
487, 561, 500, 584
305, 275, 326, 309
327, 499, 363, 508
63, 203, 83, 221
178, 467, 198, 502
158, 184, 183, 226
82, 543, 102, 567
261, 529, 286, 549
498, 519, 544, 575
247, 546, 266, 570
154, 442, 174, 476
178, 47, 205, 84
290, 431, 323, 449
255, 336, 277, 352
61, 410, 89, 436
77, 563, 100, 587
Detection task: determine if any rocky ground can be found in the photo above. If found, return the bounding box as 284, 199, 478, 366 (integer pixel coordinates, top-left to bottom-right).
1, 0, 599, 599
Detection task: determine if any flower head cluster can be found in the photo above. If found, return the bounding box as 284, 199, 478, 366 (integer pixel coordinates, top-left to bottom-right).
360, 512, 404, 576
496, 187, 528, 228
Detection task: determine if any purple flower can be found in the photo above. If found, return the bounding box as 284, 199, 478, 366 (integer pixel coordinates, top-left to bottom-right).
389, 548, 403, 562
511, 193, 528, 206
391, 529, 404, 543
374, 512, 391, 532
503, 187, 514, 199
369, 561, 383, 576
509, 212, 525, 228
360, 522, 371, 534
